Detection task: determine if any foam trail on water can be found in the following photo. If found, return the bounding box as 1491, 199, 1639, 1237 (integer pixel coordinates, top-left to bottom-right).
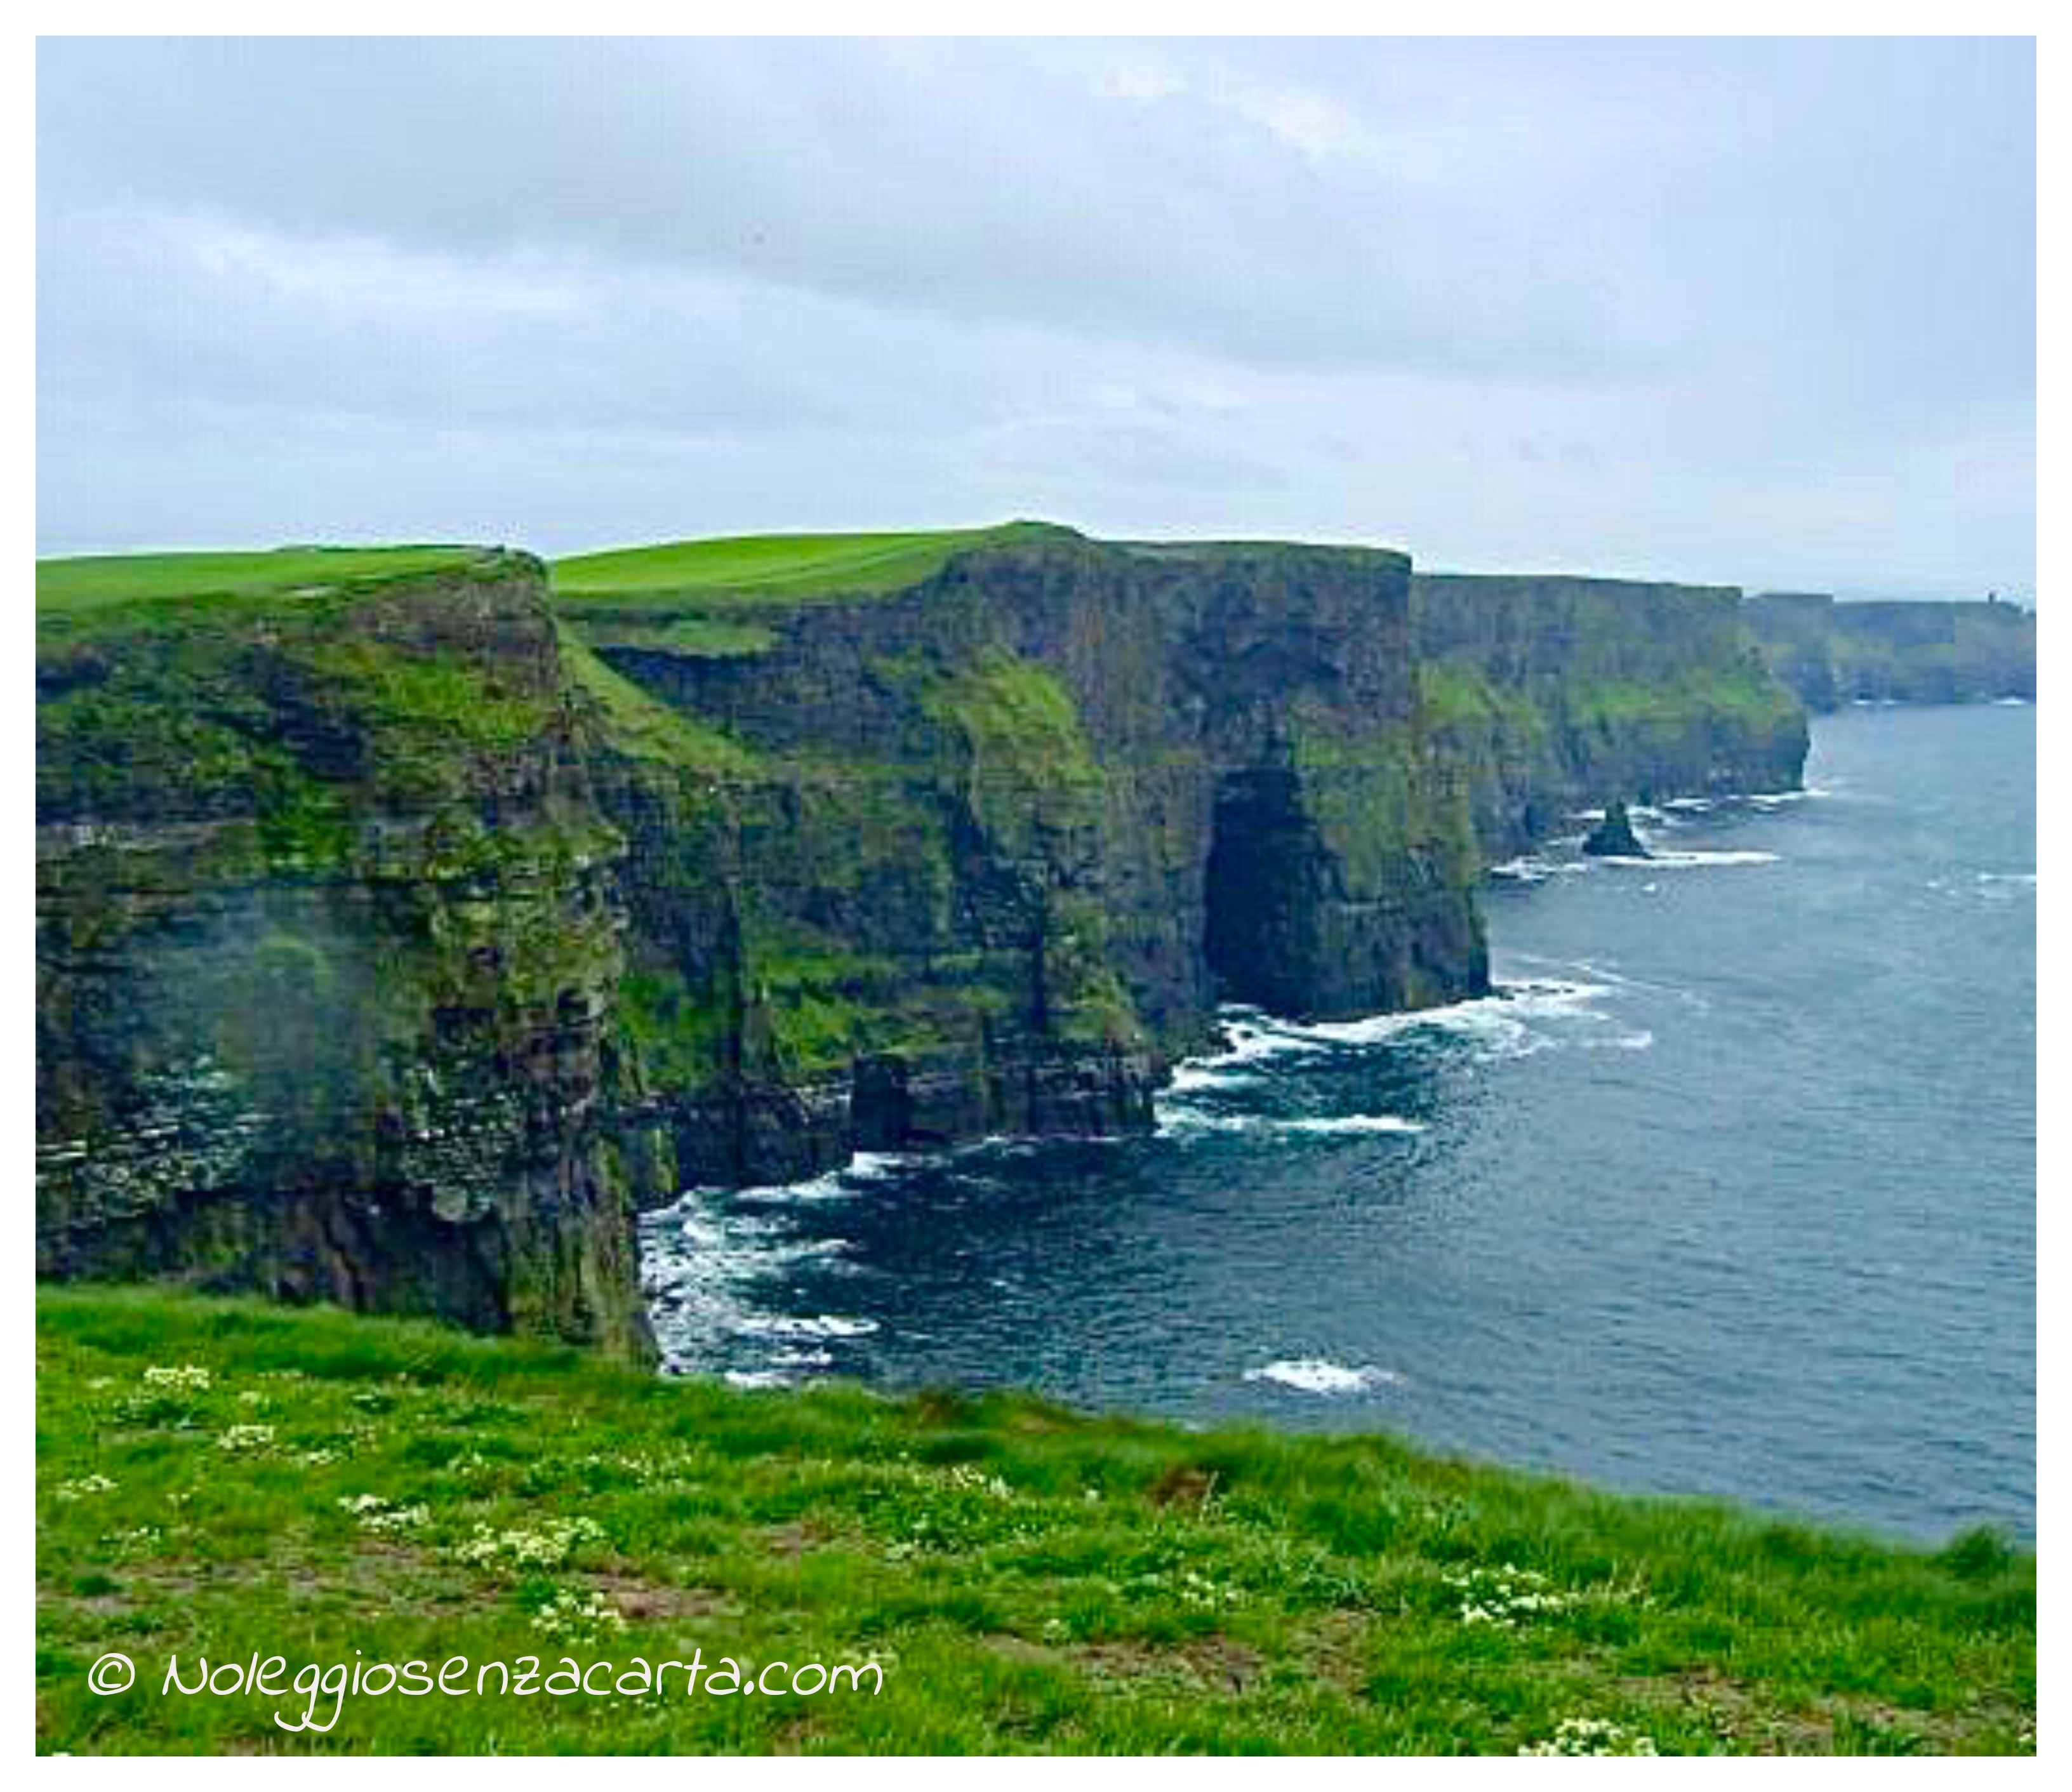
1158, 1110, 1426, 1139
1276, 976, 1613, 1051
1488, 854, 1587, 884
1244, 1359, 1404, 1395
733, 1313, 880, 1341
1592, 849, 1780, 870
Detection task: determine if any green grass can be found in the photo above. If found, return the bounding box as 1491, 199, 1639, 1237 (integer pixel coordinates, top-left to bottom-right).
557, 628, 762, 774
37, 547, 489, 633
551, 522, 1075, 609
36, 1287, 2033, 1756
1567, 662, 1802, 733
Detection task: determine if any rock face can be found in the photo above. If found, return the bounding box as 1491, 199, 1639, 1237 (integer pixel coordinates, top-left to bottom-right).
1746, 592, 2036, 710
36, 529, 1810, 1350
1411, 573, 1810, 858
36, 553, 650, 1357
579, 531, 1487, 1193
1581, 801, 1648, 859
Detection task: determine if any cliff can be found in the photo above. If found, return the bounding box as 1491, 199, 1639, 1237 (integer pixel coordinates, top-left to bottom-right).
561, 526, 1486, 1190
1411, 573, 1809, 857
36, 549, 649, 1357
37, 528, 1809, 1348
1746, 591, 2036, 710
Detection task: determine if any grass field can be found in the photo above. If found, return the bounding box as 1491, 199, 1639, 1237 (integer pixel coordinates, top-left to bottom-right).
35, 1287, 2033, 1756
550, 522, 1072, 609
36, 547, 488, 624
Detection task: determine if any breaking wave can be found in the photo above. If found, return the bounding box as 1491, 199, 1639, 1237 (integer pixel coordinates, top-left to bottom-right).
1592, 848, 1781, 869
1158, 1110, 1426, 1140
1244, 1359, 1405, 1395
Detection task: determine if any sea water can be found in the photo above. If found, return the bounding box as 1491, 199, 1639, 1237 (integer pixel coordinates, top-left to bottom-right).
642, 705, 2035, 1541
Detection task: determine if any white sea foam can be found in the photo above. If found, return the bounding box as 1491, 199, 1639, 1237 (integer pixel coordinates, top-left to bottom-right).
718, 1167, 856, 1204
731, 1313, 880, 1341
1216, 1012, 1331, 1065
1157, 1109, 1425, 1139
1244, 1359, 1404, 1395
1592, 848, 1779, 870
1489, 854, 1587, 884
1282, 1113, 1426, 1134
1953, 871, 2038, 903
643, 1171, 877, 1382
842, 1152, 912, 1181
1280, 976, 1612, 1049
716, 1148, 947, 1202
1164, 1059, 1262, 1094
1581, 1029, 1655, 1051
1993, 696, 2031, 707
1159, 1012, 1332, 1103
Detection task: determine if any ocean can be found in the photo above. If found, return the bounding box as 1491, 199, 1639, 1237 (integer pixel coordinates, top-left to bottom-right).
642, 703, 2036, 1543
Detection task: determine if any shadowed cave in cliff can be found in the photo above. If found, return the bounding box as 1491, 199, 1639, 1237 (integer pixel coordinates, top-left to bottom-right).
1202, 766, 1325, 1018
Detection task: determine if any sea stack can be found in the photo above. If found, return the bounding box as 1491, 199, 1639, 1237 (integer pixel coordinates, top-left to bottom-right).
1583, 799, 1649, 859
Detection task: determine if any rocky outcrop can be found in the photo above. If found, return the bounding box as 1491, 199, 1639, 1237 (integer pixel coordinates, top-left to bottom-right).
37, 528, 1810, 1348
1746, 592, 2036, 710
1582, 800, 1648, 859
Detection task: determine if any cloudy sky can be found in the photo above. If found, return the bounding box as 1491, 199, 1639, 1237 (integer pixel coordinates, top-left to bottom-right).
37, 37, 2034, 596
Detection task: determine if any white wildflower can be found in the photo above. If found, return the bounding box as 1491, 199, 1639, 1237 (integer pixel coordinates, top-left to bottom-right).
215, 1424, 276, 1453
1520, 1716, 1659, 1757
529, 1588, 627, 1640
54, 1473, 117, 1500
1444, 1565, 1580, 1629
336, 1494, 430, 1534
451, 1516, 605, 1569
946, 1464, 1014, 1500
142, 1365, 211, 1394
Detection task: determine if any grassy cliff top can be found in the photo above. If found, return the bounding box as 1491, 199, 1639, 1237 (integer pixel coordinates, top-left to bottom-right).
35, 551, 530, 650
552, 524, 1416, 613
35, 1285, 2033, 1756
38, 545, 493, 612
551, 522, 1079, 609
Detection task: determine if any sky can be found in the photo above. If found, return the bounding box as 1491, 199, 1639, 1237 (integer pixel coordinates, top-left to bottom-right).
36, 37, 2035, 597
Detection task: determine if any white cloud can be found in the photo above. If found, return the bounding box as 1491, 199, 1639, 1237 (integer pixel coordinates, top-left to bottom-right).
34, 36, 2035, 595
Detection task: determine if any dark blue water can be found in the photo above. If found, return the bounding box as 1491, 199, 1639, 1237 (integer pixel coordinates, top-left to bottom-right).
643, 705, 2035, 1543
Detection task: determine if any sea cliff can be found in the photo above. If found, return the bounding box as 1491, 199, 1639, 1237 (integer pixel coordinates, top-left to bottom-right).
1746, 592, 2035, 710
1412, 573, 1809, 858
36, 528, 1810, 1348
36, 549, 649, 1356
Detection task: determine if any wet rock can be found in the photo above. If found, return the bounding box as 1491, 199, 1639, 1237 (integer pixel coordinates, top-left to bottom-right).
1582, 800, 1649, 858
